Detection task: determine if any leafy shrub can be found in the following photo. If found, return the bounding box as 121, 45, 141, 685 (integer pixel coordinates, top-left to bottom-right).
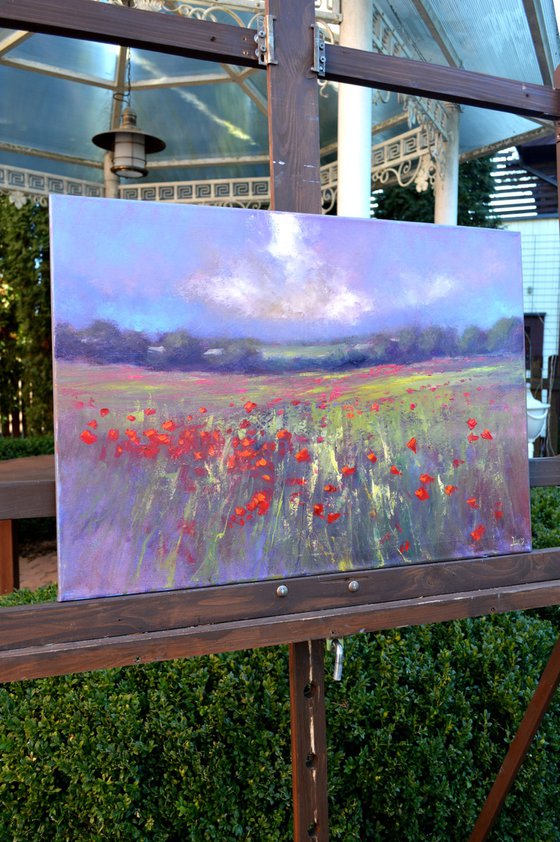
0, 434, 54, 461
531, 487, 560, 550
1, 593, 559, 841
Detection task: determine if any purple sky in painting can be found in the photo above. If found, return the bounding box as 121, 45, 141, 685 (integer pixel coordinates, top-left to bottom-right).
50, 195, 523, 343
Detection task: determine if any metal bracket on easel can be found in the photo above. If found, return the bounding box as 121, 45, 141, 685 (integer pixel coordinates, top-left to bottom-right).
254, 15, 277, 66
311, 25, 326, 77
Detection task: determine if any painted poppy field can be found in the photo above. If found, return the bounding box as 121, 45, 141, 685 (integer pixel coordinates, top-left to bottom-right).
55, 354, 530, 599
50, 197, 531, 600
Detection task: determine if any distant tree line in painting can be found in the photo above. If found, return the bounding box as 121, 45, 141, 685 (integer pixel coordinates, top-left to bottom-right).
56, 316, 523, 373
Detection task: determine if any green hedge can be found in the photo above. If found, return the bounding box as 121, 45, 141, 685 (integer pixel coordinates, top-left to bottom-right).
1, 482, 559, 839
1, 604, 559, 841
0, 434, 54, 461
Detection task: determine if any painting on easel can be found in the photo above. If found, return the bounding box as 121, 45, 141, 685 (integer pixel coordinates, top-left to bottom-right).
50, 195, 531, 600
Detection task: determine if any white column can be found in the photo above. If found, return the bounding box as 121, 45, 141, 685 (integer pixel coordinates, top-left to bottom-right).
434, 104, 460, 225
337, 0, 373, 218
103, 150, 120, 199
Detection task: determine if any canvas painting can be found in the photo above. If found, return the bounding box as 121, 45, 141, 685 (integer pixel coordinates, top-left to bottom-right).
50, 195, 531, 601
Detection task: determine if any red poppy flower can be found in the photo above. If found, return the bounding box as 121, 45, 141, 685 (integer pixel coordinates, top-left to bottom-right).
244, 401, 257, 413
327, 513, 341, 524
419, 473, 435, 484
144, 408, 156, 416
467, 418, 477, 429
199, 407, 207, 414
255, 458, 267, 467
277, 429, 292, 441
100, 408, 109, 417
466, 497, 479, 509
471, 524, 485, 541
444, 485, 457, 496
324, 484, 338, 493
481, 429, 493, 440
406, 437, 417, 453
341, 465, 356, 477
126, 415, 136, 422
467, 434, 479, 443
371, 403, 380, 412
453, 458, 465, 468
415, 487, 429, 501
295, 448, 311, 463
80, 429, 97, 445
367, 452, 377, 463
162, 420, 176, 431
494, 508, 504, 519
313, 503, 324, 518
87, 419, 98, 429
287, 478, 306, 486
107, 429, 119, 441
235, 507, 245, 517
390, 466, 402, 476
399, 540, 410, 553
291, 400, 301, 406
410, 403, 416, 410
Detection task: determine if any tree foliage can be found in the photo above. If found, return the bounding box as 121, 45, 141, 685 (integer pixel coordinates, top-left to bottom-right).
55, 316, 524, 373
0, 196, 52, 435
375, 156, 500, 228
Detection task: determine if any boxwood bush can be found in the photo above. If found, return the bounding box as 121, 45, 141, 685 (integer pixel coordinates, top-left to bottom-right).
1, 596, 560, 840
1, 488, 559, 839
0, 434, 54, 461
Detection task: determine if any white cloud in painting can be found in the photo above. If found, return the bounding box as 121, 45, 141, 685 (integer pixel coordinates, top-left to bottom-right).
399, 273, 455, 308
179, 213, 375, 325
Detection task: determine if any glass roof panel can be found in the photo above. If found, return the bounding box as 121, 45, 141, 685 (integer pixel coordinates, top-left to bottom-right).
5, 34, 119, 82
374, 0, 552, 82
130, 48, 232, 81
0, 65, 112, 159
132, 82, 269, 160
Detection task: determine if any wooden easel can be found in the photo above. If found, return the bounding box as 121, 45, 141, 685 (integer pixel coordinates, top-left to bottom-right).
0, 2, 559, 838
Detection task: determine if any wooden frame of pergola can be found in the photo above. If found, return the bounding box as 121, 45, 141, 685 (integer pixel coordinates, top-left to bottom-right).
0, 1, 559, 839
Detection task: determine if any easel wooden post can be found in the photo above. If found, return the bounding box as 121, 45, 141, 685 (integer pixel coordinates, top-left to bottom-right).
264, 3, 328, 835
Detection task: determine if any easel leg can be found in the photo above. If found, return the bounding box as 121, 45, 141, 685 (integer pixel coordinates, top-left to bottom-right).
0, 519, 19, 593
469, 636, 560, 841
289, 640, 329, 842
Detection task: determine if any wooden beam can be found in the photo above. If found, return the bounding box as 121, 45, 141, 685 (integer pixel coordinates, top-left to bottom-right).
265, 1, 327, 836
266, 0, 322, 215
290, 640, 329, 842
2, 577, 560, 682
2, 547, 560, 652
324, 43, 560, 121
0, 0, 260, 68
469, 637, 560, 841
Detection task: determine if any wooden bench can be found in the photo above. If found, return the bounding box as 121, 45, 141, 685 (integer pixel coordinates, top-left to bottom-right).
0, 455, 56, 593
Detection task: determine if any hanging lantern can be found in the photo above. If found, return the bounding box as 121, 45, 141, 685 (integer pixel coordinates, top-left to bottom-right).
92, 107, 165, 179
92, 45, 165, 180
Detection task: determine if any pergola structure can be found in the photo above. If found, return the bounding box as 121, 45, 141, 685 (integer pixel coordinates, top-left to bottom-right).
0, 0, 558, 217
1, 3, 560, 841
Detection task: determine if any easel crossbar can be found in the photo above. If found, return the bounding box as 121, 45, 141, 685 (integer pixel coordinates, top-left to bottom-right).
2, 576, 560, 682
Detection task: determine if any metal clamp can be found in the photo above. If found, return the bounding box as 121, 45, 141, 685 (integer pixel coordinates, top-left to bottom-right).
332, 638, 344, 681
254, 15, 277, 66
311, 25, 326, 77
